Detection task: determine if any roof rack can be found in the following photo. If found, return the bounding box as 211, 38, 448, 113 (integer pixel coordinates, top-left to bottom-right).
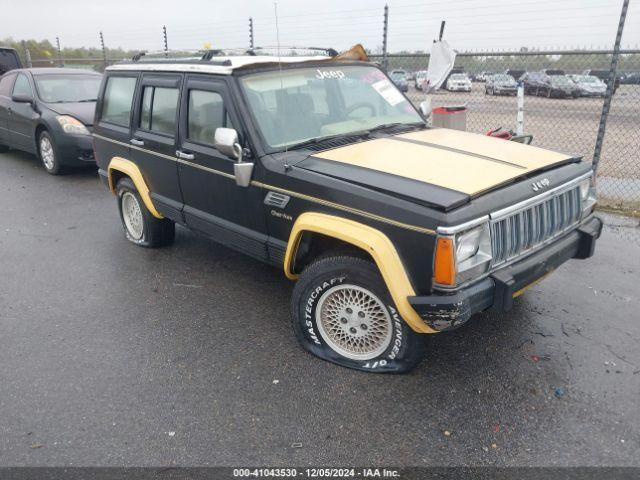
200, 48, 256, 60
131, 49, 205, 62
251, 46, 339, 57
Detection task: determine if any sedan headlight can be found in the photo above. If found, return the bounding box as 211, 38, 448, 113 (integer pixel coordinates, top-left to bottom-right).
56, 115, 90, 135
434, 221, 493, 287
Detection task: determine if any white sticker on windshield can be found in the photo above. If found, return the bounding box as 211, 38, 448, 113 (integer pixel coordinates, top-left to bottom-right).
372, 79, 405, 106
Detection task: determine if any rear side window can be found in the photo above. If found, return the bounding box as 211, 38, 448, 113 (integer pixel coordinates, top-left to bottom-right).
139, 86, 179, 136
187, 90, 234, 145
13, 74, 33, 97
101, 76, 137, 127
0, 74, 15, 96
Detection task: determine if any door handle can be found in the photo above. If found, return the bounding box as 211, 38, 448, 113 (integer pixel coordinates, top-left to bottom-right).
175, 150, 195, 161
130, 138, 144, 146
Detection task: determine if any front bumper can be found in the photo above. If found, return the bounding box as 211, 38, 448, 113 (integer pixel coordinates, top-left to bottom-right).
409, 215, 603, 332
582, 90, 606, 97
56, 132, 95, 166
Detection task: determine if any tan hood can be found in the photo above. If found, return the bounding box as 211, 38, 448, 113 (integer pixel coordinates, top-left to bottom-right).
312, 128, 576, 195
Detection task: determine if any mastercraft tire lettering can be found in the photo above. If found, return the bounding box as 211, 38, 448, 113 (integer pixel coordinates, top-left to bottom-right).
291, 255, 425, 373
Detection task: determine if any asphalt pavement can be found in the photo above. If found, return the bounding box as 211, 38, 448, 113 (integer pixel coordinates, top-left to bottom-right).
0, 149, 639, 467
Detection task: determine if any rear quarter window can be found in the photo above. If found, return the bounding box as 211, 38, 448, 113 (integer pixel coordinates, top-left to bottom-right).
101, 76, 137, 127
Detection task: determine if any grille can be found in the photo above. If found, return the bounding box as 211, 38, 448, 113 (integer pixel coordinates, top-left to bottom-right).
490, 185, 582, 266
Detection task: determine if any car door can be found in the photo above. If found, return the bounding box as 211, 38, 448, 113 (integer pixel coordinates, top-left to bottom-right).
129, 73, 184, 221
0, 72, 16, 146
176, 74, 268, 261
8, 72, 38, 152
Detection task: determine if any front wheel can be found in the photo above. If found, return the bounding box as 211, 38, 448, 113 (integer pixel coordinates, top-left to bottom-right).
116, 177, 175, 248
291, 255, 426, 373
39, 131, 63, 175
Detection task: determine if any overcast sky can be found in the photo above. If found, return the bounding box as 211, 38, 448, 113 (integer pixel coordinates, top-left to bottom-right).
2, 0, 638, 53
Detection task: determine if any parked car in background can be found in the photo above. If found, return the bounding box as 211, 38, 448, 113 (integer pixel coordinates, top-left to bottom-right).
446, 73, 472, 92
485, 74, 517, 95
0, 47, 22, 75
521, 71, 545, 95
620, 72, 640, 84
389, 70, 409, 92
568, 74, 607, 97
0, 68, 102, 174
522, 72, 574, 98
583, 69, 619, 93
415, 70, 428, 91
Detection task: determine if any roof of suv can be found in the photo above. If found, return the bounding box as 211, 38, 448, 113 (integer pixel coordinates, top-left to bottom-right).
107, 44, 373, 76
107, 55, 338, 75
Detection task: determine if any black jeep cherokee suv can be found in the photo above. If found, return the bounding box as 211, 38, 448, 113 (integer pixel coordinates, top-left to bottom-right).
93, 46, 602, 373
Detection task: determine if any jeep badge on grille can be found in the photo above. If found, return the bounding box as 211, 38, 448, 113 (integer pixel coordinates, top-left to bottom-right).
532, 178, 551, 192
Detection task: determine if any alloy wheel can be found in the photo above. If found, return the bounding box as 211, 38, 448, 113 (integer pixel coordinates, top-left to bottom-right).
315, 284, 393, 360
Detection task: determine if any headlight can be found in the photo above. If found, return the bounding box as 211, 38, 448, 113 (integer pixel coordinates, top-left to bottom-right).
56, 115, 90, 135
579, 178, 590, 202
434, 221, 493, 287
581, 172, 597, 217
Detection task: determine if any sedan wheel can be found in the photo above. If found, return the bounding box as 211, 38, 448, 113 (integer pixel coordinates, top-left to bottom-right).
39, 131, 62, 175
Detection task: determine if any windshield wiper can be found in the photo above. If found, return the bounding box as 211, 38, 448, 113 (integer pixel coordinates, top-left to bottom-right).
368, 121, 426, 134
77, 98, 97, 102
285, 122, 425, 152
287, 130, 372, 151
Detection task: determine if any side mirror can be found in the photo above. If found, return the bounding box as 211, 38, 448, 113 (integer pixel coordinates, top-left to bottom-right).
12, 93, 34, 104
419, 99, 431, 119
214, 127, 254, 188
214, 127, 242, 159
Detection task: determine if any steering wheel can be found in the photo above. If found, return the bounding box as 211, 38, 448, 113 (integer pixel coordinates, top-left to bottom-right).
346, 102, 376, 118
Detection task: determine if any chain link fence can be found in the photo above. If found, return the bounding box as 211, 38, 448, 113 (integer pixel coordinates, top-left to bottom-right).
372, 51, 640, 212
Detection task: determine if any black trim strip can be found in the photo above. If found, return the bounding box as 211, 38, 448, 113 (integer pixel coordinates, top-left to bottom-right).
390, 136, 528, 169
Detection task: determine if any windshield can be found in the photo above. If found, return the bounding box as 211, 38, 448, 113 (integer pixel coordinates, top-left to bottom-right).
582, 75, 601, 84
550, 75, 571, 86
451, 74, 468, 81
34, 74, 102, 103
493, 74, 514, 82
239, 65, 423, 150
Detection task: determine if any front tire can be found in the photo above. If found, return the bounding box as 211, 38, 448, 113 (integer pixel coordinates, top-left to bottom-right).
291, 255, 425, 373
39, 131, 63, 175
116, 177, 175, 248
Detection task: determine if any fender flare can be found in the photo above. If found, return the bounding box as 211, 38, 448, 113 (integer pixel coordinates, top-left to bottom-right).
284, 212, 435, 334
107, 157, 163, 219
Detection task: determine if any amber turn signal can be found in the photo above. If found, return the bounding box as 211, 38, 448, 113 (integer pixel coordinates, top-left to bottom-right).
433, 237, 456, 286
